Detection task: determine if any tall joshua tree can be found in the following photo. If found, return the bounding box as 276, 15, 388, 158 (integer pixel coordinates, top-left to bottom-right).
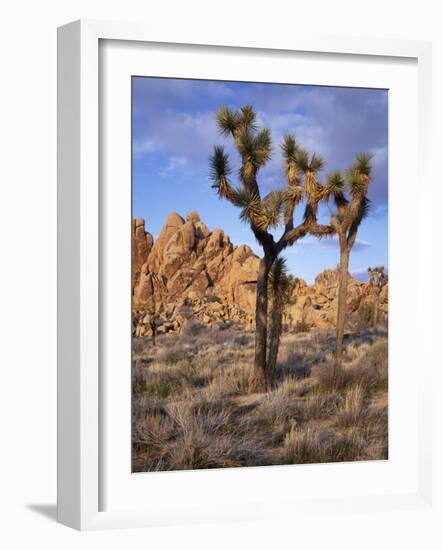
368, 266, 388, 326
209, 105, 333, 391
324, 154, 373, 364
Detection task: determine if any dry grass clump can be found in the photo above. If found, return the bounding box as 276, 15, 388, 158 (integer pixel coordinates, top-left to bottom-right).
335, 385, 365, 427
178, 356, 217, 388
256, 390, 298, 426
132, 366, 183, 398
156, 343, 194, 365
281, 426, 365, 464
348, 340, 388, 393
204, 362, 253, 399
133, 398, 270, 471
311, 361, 351, 392
298, 392, 340, 420
311, 335, 388, 395
275, 377, 314, 398
361, 399, 389, 459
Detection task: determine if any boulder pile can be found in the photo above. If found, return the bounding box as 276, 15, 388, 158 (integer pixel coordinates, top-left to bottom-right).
132, 212, 388, 336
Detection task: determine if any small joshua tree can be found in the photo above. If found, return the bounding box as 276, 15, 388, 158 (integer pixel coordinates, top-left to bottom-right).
368, 266, 388, 326
267, 258, 291, 381
209, 105, 333, 391
146, 304, 160, 346
324, 154, 373, 364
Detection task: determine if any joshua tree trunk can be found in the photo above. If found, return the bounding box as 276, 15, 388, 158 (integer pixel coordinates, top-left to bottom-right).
335, 244, 350, 363
267, 308, 282, 385
372, 292, 380, 327
150, 321, 156, 346
251, 256, 272, 392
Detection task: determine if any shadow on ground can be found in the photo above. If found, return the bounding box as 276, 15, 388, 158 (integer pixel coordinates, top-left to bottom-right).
26, 504, 57, 522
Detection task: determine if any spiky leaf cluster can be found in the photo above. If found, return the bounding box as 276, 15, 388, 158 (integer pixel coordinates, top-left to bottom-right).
236, 126, 272, 169
261, 190, 286, 230
268, 257, 290, 299
209, 145, 234, 200
231, 187, 266, 228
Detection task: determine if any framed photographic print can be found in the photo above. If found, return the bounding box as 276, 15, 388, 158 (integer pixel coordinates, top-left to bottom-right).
57, 20, 434, 531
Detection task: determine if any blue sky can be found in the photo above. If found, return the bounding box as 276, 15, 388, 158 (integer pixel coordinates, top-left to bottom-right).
132, 77, 388, 284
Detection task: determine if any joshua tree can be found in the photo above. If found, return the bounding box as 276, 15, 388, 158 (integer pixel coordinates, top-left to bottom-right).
324, 154, 373, 364
146, 304, 160, 346
209, 105, 333, 391
368, 266, 388, 326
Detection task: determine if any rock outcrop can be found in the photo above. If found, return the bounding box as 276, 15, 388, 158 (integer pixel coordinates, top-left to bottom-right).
283, 268, 387, 330
132, 212, 388, 336
132, 219, 154, 287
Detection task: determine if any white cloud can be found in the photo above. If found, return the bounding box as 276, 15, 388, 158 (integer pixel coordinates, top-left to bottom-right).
370, 145, 388, 168
133, 139, 157, 158
160, 155, 190, 177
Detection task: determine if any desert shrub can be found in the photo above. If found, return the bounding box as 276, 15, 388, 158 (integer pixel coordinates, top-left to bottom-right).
346, 312, 369, 332
281, 427, 330, 464
132, 336, 156, 367
311, 361, 352, 392
233, 334, 252, 347
358, 301, 374, 323
206, 362, 252, 399
189, 396, 235, 418
132, 405, 175, 471
178, 356, 215, 388
255, 385, 300, 426
298, 392, 340, 420
345, 339, 388, 394
167, 401, 231, 436
335, 385, 365, 427
309, 329, 334, 348
276, 350, 312, 380
363, 402, 389, 460
211, 327, 238, 345
327, 429, 366, 462
150, 401, 270, 470
180, 319, 207, 338
145, 378, 182, 398
132, 396, 168, 420
132, 361, 186, 398
132, 369, 148, 395
132, 336, 148, 356
293, 321, 311, 334
178, 324, 236, 349
162, 431, 269, 471
354, 339, 388, 379
281, 426, 365, 464
348, 364, 381, 394
217, 319, 233, 330
274, 377, 313, 398
156, 344, 189, 365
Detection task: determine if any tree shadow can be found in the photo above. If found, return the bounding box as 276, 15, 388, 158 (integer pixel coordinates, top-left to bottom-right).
26, 503, 57, 522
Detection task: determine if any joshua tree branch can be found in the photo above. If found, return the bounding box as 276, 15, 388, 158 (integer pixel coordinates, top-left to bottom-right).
347, 226, 358, 249
241, 169, 261, 200
277, 222, 308, 251
309, 223, 335, 237
251, 224, 276, 257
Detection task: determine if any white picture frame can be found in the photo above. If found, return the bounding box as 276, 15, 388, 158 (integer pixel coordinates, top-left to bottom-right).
57, 19, 434, 531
